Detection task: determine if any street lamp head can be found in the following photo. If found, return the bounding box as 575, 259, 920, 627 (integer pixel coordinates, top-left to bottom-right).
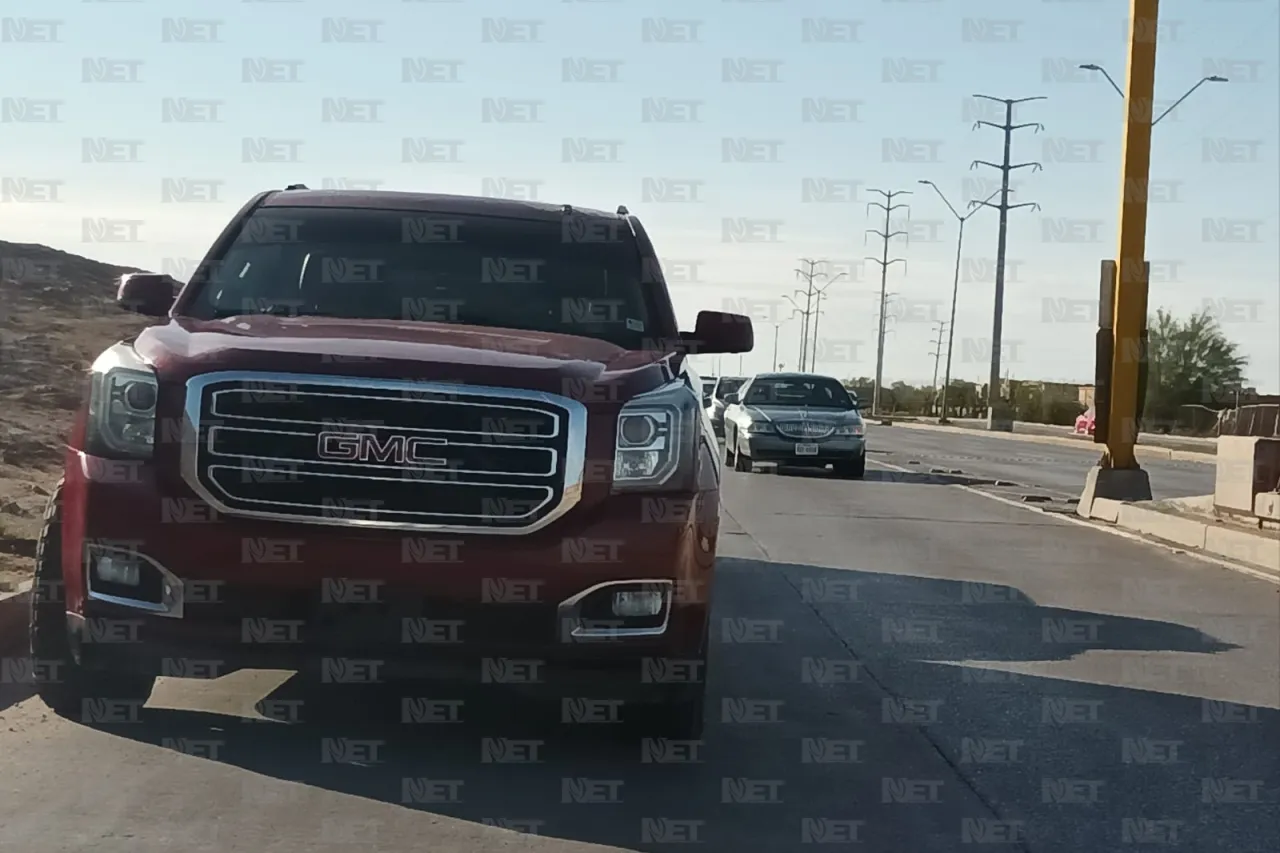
917, 179, 934, 186
1079, 63, 1102, 71
1206, 75, 1228, 83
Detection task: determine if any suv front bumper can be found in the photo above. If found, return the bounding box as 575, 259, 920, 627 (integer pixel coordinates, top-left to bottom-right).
60, 451, 714, 700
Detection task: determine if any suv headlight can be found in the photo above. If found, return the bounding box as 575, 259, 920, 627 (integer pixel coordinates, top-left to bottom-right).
744, 420, 773, 435
86, 343, 158, 459
613, 381, 699, 490
834, 423, 864, 436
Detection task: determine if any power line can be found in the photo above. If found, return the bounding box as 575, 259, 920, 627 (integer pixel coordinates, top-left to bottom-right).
969, 95, 1044, 430
864, 189, 911, 416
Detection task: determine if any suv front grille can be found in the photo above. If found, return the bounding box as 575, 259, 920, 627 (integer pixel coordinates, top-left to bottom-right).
181, 372, 587, 534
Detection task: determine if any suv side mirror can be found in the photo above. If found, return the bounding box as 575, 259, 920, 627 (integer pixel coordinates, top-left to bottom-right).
723, 392, 740, 405
681, 310, 753, 355
117, 273, 178, 317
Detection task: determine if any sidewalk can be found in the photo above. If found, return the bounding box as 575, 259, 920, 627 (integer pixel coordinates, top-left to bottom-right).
879, 418, 1214, 462
1085, 494, 1280, 581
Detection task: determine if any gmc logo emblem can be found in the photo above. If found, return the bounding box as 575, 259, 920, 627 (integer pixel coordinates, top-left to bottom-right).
316, 431, 448, 466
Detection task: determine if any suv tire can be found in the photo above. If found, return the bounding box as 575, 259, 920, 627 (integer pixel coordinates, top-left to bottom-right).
28, 481, 157, 719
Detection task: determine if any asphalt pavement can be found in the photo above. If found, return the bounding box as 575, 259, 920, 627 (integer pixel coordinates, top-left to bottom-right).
869, 426, 1216, 501
1, 465, 1276, 852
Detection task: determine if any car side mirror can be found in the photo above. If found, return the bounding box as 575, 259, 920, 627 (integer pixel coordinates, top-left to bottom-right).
680, 310, 753, 355
723, 392, 740, 405
117, 273, 178, 317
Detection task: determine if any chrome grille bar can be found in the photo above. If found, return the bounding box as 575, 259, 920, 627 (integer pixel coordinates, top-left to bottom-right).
181, 372, 587, 534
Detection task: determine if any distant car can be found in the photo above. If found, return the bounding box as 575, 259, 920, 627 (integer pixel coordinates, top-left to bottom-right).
705, 376, 746, 437
1075, 407, 1096, 435
722, 372, 866, 478
700, 376, 718, 407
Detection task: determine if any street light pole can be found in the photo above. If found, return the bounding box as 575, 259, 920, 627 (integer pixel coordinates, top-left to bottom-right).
1079, 0, 1162, 512
1079, 64, 1227, 126
917, 182, 1002, 423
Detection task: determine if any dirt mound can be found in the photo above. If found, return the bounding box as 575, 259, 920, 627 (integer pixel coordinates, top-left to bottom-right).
0, 241, 153, 586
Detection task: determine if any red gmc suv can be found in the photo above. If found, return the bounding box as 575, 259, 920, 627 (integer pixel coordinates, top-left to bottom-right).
28, 187, 752, 737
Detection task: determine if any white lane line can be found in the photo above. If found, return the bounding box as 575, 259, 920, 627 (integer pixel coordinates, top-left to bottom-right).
867, 459, 1280, 585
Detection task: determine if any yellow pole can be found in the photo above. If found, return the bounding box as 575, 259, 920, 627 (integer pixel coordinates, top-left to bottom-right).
1104, 0, 1159, 469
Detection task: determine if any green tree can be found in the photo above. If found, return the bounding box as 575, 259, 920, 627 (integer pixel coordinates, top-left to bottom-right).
1142, 307, 1248, 432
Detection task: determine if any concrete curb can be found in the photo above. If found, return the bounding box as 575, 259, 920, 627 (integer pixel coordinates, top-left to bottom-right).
0, 581, 32, 660
880, 420, 1212, 463
1084, 500, 1280, 578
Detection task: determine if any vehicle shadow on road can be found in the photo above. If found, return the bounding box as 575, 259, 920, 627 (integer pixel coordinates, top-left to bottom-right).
58, 558, 1276, 853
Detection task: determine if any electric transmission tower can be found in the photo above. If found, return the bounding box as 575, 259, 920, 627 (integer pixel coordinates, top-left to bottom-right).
865, 189, 911, 416
970, 95, 1044, 430
928, 319, 950, 416
788, 259, 845, 372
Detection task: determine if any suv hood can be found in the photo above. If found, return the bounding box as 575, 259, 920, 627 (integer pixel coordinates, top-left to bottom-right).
132, 316, 678, 398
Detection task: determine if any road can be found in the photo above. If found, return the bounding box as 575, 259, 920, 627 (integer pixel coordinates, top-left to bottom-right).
1, 467, 1276, 852
870, 426, 1216, 501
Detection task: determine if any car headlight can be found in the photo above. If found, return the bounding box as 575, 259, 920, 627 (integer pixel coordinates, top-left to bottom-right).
86, 343, 158, 459
613, 381, 699, 490
744, 420, 773, 435
834, 423, 865, 436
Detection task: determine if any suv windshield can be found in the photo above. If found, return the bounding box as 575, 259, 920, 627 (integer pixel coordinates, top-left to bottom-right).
743, 377, 855, 409
715, 377, 745, 400
184, 207, 660, 349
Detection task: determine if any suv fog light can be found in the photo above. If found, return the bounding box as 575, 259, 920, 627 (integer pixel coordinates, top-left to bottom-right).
95, 554, 141, 586
613, 591, 663, 617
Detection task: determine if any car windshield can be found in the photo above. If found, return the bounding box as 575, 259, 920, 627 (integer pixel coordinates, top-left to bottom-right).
743, 377, 855, 409
183, 207, 661, 349
715, 378, 746, 400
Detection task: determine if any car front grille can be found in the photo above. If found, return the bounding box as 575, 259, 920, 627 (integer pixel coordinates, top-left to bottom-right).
181, 372, 586, 534
774, 421, 835, 440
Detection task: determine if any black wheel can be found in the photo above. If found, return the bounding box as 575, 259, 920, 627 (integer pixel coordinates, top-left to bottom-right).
733, 446, 753, 473
28, 481, 156, 720
723, 428, 737, 467
834, 453, 866, 480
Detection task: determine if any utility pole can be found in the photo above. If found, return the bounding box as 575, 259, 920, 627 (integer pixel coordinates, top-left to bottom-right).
1079, 0, 1159, 513
970, 95, 1044, 431
928, 320, 949, 415
864, 189, 911, 416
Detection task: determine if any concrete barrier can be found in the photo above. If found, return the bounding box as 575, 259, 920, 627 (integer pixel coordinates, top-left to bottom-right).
1214, 436, 1280, 513
1115, 504, 1208, 550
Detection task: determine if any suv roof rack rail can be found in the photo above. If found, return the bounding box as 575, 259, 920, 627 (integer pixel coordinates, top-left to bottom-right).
283, 183, 309, 190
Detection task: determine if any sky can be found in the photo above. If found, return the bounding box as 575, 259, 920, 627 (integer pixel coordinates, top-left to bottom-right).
1, 0, 1277, 391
